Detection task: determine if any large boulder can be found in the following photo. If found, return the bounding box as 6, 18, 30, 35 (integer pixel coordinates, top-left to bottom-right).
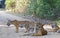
43, 23, 59, 32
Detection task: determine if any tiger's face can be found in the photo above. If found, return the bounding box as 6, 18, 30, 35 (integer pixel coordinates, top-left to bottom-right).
7, 20, 15, 26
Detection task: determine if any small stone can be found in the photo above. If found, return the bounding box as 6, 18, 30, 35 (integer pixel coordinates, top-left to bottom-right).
57, 29, 60, 33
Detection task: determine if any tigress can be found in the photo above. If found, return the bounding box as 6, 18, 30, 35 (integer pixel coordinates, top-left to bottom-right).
7, 20, 37, 33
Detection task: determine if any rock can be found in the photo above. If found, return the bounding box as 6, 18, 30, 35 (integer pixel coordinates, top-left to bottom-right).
43, 23, 59, 32
57, 29, 60, 33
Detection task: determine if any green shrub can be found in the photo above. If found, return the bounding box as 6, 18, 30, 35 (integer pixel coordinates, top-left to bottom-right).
25, 0, 59, 20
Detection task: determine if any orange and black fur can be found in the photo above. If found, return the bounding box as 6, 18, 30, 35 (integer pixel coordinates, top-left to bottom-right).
7, 20, 36, 33
32, 23, 47, 36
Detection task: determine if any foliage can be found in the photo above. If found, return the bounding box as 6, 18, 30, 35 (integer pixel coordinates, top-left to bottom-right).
5, 0, 29, 13
25, 0, 60, 20
5, 0, 60, 20
5, 0, 15, 10
56, 18, 60, 26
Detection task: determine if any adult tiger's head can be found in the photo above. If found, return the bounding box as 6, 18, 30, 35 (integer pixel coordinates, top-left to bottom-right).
7, 20, 18, 26
7, 20, 12, 26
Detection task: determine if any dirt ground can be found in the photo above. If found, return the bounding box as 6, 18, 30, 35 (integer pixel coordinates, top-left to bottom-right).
0, 25, 60, 38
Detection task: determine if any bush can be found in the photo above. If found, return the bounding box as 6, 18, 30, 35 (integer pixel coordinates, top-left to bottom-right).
5, 0, 16, 12
25, 0, 59, 20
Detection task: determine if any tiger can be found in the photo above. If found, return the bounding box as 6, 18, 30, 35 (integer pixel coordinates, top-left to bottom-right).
32, 23, 47, 36
7, 20, 37, 33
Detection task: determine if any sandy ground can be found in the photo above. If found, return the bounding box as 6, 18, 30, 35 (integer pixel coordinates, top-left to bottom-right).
0, 25, 60, 38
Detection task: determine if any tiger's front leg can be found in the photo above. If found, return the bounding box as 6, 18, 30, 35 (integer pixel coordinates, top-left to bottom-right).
15, 24, 19, 33
16, 25, 19, 33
